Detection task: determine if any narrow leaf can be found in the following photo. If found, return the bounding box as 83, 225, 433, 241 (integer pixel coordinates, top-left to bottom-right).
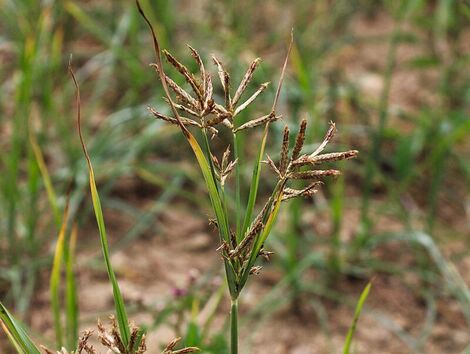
343, 282, 372, 354
65, 224, 79, 349
240, 124, 269, 240
69, 62, 131, 347
50, 198, 70, 348
0, 302, 41, 354
29, 127, 61, 228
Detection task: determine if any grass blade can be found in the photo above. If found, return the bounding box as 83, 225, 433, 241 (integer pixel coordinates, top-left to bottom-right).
69, 62, 131, 348
187, 133, 238, 297
50, 197, 71, 348
343, 282, 372, 354
0, 302, 41, 354
29, 126, 61, 228
233, 132, 242, 239
240, 124, 268, 240
65, 224, 79, 350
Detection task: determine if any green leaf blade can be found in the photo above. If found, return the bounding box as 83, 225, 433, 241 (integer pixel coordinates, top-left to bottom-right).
0, 302, 42, 354
343, 282, 372, 354
240, 125, 269, 240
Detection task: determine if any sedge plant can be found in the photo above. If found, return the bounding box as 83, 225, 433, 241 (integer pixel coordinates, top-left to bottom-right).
136, 2, 358, 352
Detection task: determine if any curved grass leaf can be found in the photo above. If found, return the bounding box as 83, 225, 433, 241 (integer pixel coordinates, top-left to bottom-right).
343, 282, 372, 354
0, 302, 41, 354
187, 133, 238, 297
69, 63, 131, 348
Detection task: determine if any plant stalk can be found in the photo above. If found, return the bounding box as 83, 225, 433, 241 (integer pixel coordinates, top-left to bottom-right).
230, 298, 239, 354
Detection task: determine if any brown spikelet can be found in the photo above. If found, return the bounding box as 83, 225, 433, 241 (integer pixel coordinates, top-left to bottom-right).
211, 153, 221, 170
234, 81, 270, 116
97, 319, 120, 353
230, 221, 263, 258
310, 121, 336, 157
312, 150, 358, 163
204, 112, 230, 128
187, 45, 206, 92
288, 170, 341, 180
202, 73, 214, 115
41, 333, 98, 354
279, 126, 290, 175
77, 330, 96, 354
163, 336, 199, 352
213, 101, 230, 114
163, 98, 199, 117
110, 316, 126, 354
221, 146, 231, 170
259, 249, 274, 261
292, 150, 358, 167
148, 107, 218, 136
165, 337, 180, 351
263, 154, 281, 177
213, 147, 237, 186
222, 159, 237, 185
282, 181, 322, 201
163, 50, 203, 102
292, 119, 307, 160
234, 113, 281, 132
151, 64, 199, 109
208, 218, 218, 229
249, 266, 262, 275
148, 107, 201, 128
230, 231, 237, 249
232, 57, 261, 106
212, 56, 231, 109
216, 241, 231, 259
128, 324, 140, 354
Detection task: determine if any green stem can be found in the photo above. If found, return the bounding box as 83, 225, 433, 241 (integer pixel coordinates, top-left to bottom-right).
230, 298, 238, 354
233, 131, 242, 242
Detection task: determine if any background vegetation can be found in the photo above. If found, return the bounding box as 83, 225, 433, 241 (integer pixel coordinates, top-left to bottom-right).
0, 0, 469, 353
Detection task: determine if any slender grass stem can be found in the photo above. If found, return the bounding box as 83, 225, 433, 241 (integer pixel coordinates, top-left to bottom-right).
233, 131, 242, 242
230, 298, 239, 354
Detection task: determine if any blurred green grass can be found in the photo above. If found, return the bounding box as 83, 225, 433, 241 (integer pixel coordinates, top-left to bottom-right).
0, 0, 469, 353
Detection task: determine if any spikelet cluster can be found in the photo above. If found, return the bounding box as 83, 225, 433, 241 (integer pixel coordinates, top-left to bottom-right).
41, 317, 198, 354
149, 46, 277, 137
149, 45, 358, 279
